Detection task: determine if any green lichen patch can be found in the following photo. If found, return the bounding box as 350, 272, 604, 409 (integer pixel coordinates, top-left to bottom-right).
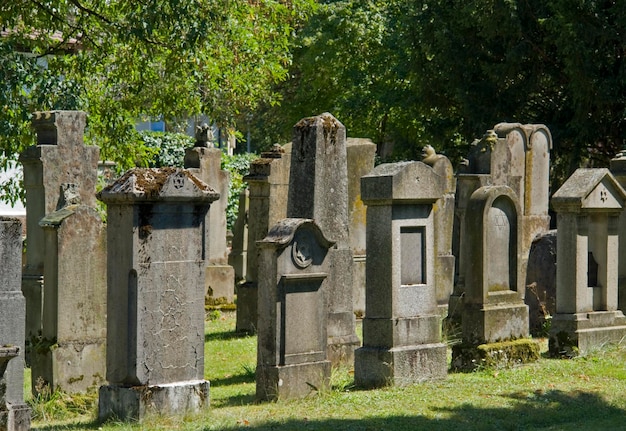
451, 338, 541, 371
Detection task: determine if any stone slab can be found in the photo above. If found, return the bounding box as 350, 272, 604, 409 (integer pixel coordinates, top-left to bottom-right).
256, 361, 331, 401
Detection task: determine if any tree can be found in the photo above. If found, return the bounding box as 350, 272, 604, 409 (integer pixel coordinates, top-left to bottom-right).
252, 0, 626, 187
0, 0, 315, 200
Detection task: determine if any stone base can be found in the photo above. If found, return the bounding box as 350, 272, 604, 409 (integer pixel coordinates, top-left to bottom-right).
451, 338, 540, 371
462, 299, 529, 344
0, 403, 31, 431
354, 343, 447, 388
256, 361, 331, 401
31, 339, 106, 394
98, 380, 210, 422
235, 282, 257, 333
205, 264, 235, 304
549, 311, 626, 357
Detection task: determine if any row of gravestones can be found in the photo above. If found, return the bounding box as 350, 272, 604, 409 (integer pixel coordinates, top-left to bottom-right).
2, 111, 626, 427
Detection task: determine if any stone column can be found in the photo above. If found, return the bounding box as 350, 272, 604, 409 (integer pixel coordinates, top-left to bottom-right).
97, 168, 218, 422
0, 217, 31, 431
288, 113, 359, 366
609, 151, 626, 312
228, 188, 249, 283
355, 162, 447, 387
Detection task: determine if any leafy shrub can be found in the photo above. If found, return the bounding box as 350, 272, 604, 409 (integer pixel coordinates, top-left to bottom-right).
221, 153, 258, 231
138, 130, 192, 168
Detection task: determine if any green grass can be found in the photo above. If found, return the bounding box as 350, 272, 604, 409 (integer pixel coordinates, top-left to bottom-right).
27, 312, 626, 430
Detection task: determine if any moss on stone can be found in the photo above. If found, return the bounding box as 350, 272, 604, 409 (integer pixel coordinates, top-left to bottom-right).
451, 338, 541, 371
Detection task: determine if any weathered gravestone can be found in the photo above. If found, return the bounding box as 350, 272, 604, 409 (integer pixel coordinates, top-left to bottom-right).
287, 113, 359, 365
550, 168, 626, 357
256, 219, 333, 400
236, 144, 291, 333
422, 146, 456, 317
184, 141, 235, 304
355, 162, 447, 387
229, 188, 249, 283
97, 168, 218, 422
452, 186, 539, 370
0, 218, 31, 431
20, 111, 107, 395
19, 111, 100, 351
346, 138, 377, 317
525, 231, 557, 336
609, 151, 626, 312
450, 124, 551, 323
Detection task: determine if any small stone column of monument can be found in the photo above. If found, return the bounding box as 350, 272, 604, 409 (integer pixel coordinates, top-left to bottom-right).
287, 113, 359, 366
355, 161, 448, 387
20, 111, 106, 395
451, 186, 539, 370
256, 219, 333, 400
609, 150, 626, 312
0, 218, 31, 431
235, 144, 291, 333
550, 168, 626, 357
229, 188, 249, 283
97, 168, 218, 422
184, 125, 235, 305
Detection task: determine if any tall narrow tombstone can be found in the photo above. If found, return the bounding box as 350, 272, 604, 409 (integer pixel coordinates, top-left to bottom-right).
256, 219, 333, 400
550, 169, 626, 357
236, 144, 291, 333
184, 138, 235, 304
609, 151, 626, 312
346, 138, 377, 316
35, 200, 107, 394
97, 168, 218, 422
288, 113, 359, 365
228, 188, 249, 283
452, 186, 538, 370
0, 218, 31, 431
355, 162, 447, 387
422, 146, 456, 316
19, 111, 99, 346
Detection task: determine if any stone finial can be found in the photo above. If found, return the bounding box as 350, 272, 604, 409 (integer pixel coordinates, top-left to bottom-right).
421, 145, 446, 166
194, 123, 213, 148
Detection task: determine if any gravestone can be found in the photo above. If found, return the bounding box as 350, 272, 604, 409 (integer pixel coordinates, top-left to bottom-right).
288, 113, 359, 365
229, 188, 249, 283
355, 162, 447, 387
452, 186, 538, 370
236, 144, 291, 333
97, 168, 218, 422
550, 168, 626, 357
451, 124, 551, 322
184, 143, 235, 304
19, 111, 99, 348
525, 231, 557, 336
422, 145, 456, 316
256, 219, 333, 400
346, 138, 377, 317
0, 218, 30, 431
609, 151, 626, 312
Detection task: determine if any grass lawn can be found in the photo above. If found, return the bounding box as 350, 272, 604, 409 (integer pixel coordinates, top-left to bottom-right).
27, 311, 626, 430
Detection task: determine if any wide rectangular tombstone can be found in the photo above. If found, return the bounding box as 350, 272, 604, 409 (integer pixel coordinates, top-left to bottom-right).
256, 219, 333, 401
97, 168, 218, 422
355, 162, 447, 387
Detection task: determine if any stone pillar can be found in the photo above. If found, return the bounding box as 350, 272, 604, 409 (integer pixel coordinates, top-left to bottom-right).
184, 146, 235, 304
0, 218, 31, 431
236, 144, 291, 333
346, 138, 377, 317
19, 111, 99, 347
355, 162, 447, 387
609, 151, 626, 312
97, 168, 218, 422
256, 219, 333, 401
550, 168, 626, 357
288, 113, 359, 366
451, 186, 538, 370
35, 202, 107, 393
228, 188, 249, 283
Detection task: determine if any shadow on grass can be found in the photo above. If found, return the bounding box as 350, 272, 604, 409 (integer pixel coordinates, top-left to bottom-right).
202, 390, 625, 431
32, 419, 101, 430
205, 329, 255, 343
211, 371, 255, 387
